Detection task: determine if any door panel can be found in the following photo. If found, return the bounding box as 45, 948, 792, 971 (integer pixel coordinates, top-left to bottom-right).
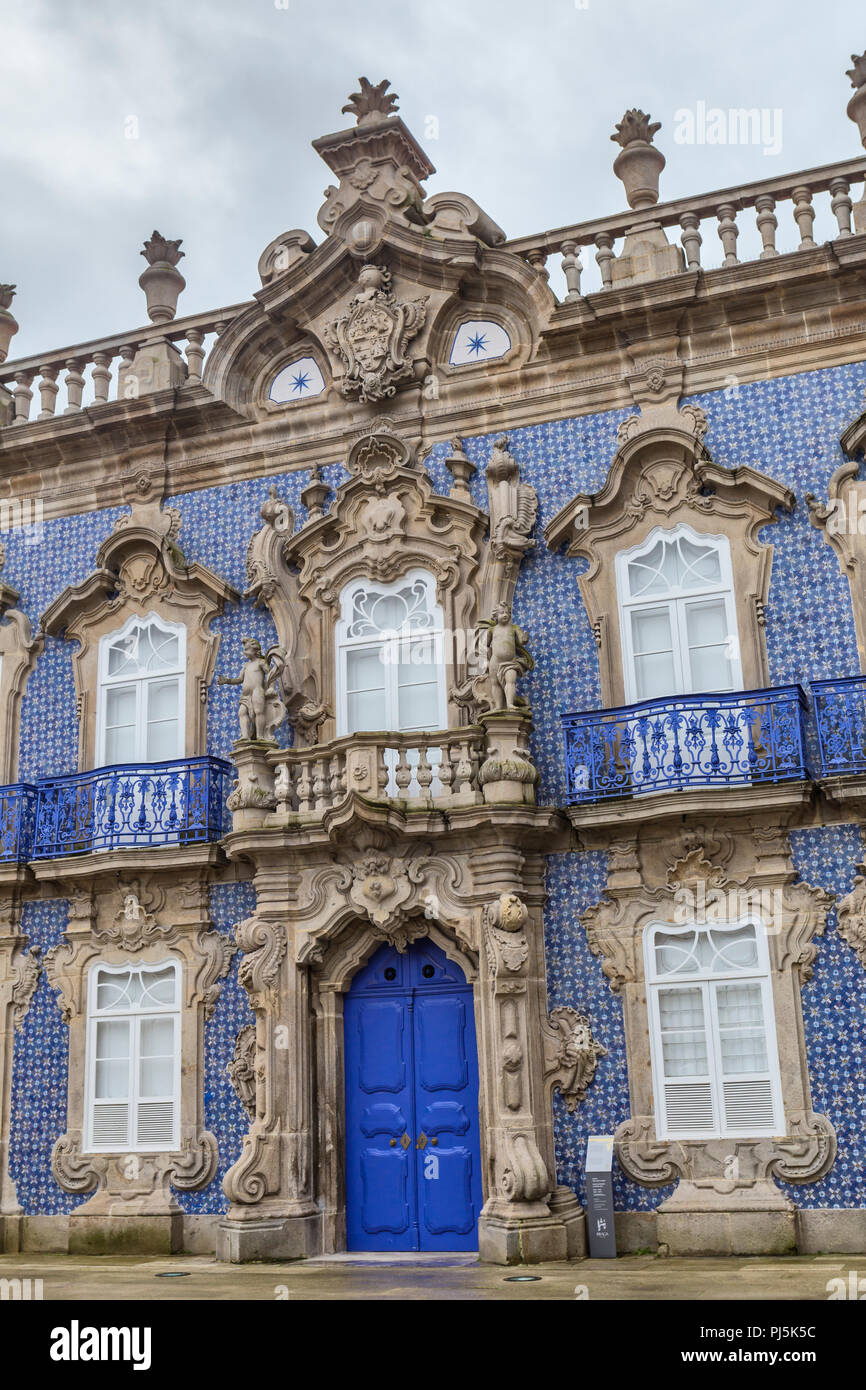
345, 940, 482, 1252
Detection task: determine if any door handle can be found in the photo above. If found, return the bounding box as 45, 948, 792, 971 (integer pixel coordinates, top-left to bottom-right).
399, 1132, 411, 1150
416, 1133, 427, 1150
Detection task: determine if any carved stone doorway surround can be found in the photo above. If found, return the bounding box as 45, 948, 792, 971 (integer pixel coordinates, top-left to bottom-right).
216, 802, 587, 1264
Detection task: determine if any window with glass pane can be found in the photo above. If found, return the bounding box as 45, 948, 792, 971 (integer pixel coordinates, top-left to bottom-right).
98, 616, 185, 765
646, 921, 782, 1140
86, 962, 180, 1152
618, 527, 741, 701
338, 575, 446, 736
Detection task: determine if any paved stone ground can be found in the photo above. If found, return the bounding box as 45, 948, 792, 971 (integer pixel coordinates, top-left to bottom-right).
0, 1250, 860, 1300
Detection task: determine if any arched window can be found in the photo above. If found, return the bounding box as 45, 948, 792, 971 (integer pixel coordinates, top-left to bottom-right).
616, 526, 742, 703
336, 571, 447, 736
644, 919, 783, 1140
96, 615, 186, 765
85, 960, 181, 1153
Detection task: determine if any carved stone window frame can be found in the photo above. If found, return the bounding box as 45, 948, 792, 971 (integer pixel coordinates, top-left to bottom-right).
581, 824, 836, 1225
44, 876, 235, 1225
545, 408, 795, 708
40, 495, 238, 771
243, 431, 538, 746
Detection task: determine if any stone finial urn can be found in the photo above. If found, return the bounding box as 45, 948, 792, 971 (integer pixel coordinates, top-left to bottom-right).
0, 284, 19, 364
139, 231, 186, 324
611, 110, 665, 211
846, 51, 866, 148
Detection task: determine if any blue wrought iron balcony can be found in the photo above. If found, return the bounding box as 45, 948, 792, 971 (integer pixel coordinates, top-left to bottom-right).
0, 783, 38, 863
31, 756, 232, 859
812, 676, 866, 778
561, 685, 809, 804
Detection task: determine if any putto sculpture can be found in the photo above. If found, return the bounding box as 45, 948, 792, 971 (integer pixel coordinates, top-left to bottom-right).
480, 604, 534, 711
218, 638, 288, 742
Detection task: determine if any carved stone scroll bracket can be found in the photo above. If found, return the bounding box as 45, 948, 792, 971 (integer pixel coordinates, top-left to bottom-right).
167, 1132, 219, 1191
235, 917, 287, 1011
541, 1006, 608, 1111
52, 1134, 109, 1195
615, 1108, 836, 1203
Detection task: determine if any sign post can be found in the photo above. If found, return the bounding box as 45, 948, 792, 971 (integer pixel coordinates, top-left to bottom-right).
585, 1135, 616, 1258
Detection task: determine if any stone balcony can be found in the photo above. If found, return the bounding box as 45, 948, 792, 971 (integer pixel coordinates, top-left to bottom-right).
225, 714, 540, 840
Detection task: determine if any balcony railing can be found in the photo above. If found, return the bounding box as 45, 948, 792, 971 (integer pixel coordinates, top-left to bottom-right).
31, 756, 232, 858
272, 729, 487, 815
562, 685, 809, 804
0, 783, 37, 863
812, 676, 866, 777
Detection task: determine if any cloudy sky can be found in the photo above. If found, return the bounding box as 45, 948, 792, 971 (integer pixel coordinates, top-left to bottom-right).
2, 0, 864, 359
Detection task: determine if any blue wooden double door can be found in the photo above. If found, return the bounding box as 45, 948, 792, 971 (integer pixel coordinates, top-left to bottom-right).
344, 939, 483, 1251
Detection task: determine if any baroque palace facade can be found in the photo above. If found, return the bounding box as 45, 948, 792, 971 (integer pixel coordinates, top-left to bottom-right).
3, 61, 866, 1263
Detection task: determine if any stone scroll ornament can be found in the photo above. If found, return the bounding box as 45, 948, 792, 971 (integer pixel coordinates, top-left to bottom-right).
542, 1007, 608, 1112
322, 264, 428, 403
218, 638, 289, 742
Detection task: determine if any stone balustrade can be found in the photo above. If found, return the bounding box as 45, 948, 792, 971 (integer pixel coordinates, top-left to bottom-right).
271, 728, 487, 817
506, 156, 866, 294
0, 301, 251, 426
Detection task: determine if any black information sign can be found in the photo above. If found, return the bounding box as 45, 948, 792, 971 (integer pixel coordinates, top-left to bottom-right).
585, 1135, 616, 1258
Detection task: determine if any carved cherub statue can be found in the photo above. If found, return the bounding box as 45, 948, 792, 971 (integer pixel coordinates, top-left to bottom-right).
218, 638, 288, 742
480, 604, 534, 710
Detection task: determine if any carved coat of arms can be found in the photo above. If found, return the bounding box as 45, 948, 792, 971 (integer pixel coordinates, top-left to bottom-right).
323, 265, 428, 403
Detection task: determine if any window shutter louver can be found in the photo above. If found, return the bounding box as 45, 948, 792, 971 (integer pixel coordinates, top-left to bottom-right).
722, 1079, 776, 1132
663, 1081, 716, 1134
91, 1102, 129, 1148
136, 1100, 176, 1148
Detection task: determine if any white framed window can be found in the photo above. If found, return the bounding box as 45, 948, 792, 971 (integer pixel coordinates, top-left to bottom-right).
84, 960, 181, 1153
616, 526, 742, 703
96, 614, 186, 765
645, 919, 784, 1141
335, 570, 447, 737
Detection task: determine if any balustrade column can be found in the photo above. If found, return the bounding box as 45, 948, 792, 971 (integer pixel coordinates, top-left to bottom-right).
679, 211, 702, 269
560, 240, 582, 300
11, 372, 33, 425
792, 185, 816, 249
716, 204, 739, 267
755, 194, 778, 257
91, 351, 112, 404
37, 366, 59, 419
185, 328, 205, 386
830, 177, 853, 238
525, 249, 549, 281
63, 358, 85, 413
594, 232, 615, 289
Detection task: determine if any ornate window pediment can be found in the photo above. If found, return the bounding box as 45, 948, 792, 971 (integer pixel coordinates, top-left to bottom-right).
40, 491, 238, 770
545, 404, 794, 705
243, 430, 538, 745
